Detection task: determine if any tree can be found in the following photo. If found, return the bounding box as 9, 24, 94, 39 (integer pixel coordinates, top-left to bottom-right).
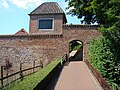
66, 0, 120, 27
66, 0, 120, 89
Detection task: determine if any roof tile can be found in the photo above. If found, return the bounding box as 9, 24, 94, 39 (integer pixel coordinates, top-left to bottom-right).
15, 28, 28, 35
29, 2, 64, 15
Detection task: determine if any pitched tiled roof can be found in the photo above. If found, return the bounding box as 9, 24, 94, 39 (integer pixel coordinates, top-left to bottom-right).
29, 2, 64, 15
15, 28, 28, 35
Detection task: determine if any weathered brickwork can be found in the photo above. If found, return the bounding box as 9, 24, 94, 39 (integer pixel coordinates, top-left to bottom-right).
0, 25, 100, 69
29, 14, 64, 34
0, 35, 65, 75
0, 35, 64, 67
63, 25, 100, 61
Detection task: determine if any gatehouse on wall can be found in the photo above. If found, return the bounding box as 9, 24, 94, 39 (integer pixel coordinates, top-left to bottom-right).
0, 2, 100, 68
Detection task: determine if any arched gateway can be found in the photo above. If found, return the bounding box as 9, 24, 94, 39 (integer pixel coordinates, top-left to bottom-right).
69, 40, 83, 61
0, 2, 100, 66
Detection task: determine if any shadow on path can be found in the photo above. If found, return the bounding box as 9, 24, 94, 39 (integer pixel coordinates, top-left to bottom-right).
44, 66, 63, 90
44, 61, 103, 90
69, 49, 83, 61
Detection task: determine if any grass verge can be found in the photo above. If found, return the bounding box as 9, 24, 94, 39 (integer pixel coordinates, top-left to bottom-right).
10, 59, 60, 90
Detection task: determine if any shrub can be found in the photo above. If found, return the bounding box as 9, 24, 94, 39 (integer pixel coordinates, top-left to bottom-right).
89, 36, 120, 90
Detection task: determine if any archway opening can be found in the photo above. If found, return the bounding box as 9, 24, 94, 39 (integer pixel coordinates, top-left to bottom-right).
69, 40, 83, 61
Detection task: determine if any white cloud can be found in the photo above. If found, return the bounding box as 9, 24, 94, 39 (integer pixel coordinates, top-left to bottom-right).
0, 0, 9, 8
9, 0, 47, 9
0, 0, 47, 9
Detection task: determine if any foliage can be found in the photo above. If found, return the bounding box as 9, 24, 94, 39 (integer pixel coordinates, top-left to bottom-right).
89, 35, 120, 90
69, 41, 82, 52
11, 59, 60, 90
66, 0, 120, 89
66, 0, 120, 26
3, 58, 12, 70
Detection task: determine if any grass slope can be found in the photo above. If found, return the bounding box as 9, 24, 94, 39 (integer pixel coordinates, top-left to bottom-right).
11, 59, 60, 90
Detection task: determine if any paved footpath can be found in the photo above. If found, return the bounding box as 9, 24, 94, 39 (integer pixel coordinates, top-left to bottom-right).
45, 61, 103, 90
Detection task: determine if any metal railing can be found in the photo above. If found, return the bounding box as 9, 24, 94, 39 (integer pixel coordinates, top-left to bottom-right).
61, 53, 67, 65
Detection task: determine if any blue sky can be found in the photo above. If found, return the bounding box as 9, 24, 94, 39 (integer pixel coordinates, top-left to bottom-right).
0, 0, 81, 35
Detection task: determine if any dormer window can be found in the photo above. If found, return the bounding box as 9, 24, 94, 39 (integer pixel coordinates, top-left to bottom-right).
38, 18, 54, 30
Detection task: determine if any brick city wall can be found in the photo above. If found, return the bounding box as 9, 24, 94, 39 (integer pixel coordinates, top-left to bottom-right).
0, 25, 100, 71
62, 25, 100, 61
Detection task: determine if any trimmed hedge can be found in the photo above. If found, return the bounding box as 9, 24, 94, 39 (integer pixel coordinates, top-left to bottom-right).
11, 59, 61, 90
89, 36, 120, 90
85, 60, 112, 90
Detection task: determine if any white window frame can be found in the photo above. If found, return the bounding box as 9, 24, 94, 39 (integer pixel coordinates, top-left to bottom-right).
38, 18, 54, 30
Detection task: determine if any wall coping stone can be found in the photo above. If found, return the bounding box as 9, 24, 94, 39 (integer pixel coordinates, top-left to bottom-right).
0, 34, 63, 40
62, 24, 99, 30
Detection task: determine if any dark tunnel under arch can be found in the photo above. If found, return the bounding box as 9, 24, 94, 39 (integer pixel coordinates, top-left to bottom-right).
69, 40, 83, 61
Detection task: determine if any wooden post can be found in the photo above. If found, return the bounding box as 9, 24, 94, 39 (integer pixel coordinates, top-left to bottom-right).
66, 53, 68, 61
66, 53, 69, 62
33, 60, 35, 73
61, 57, 63, 65
1, 66, 3, 89
40, 61, 43, 68
20, 63, 23, 81
6, 69, 9, 90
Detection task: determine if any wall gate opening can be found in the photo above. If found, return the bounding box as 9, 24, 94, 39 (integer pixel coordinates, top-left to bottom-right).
69, 40, 83, 61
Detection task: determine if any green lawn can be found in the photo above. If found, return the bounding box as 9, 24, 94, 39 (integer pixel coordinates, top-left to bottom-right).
10, 59, 60, 90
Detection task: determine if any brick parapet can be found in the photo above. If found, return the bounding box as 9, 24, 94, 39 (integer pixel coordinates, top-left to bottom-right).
0, 34, 63, 40
62, 24, 99, 30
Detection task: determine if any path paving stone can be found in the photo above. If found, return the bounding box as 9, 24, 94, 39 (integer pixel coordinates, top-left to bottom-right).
45, 61, 103, 90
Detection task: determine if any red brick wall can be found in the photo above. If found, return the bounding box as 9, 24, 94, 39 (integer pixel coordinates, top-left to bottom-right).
63, 25, 100, 61
29, 14, 63, 34
0, 35, 64, 66
0, 25, 100, 72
